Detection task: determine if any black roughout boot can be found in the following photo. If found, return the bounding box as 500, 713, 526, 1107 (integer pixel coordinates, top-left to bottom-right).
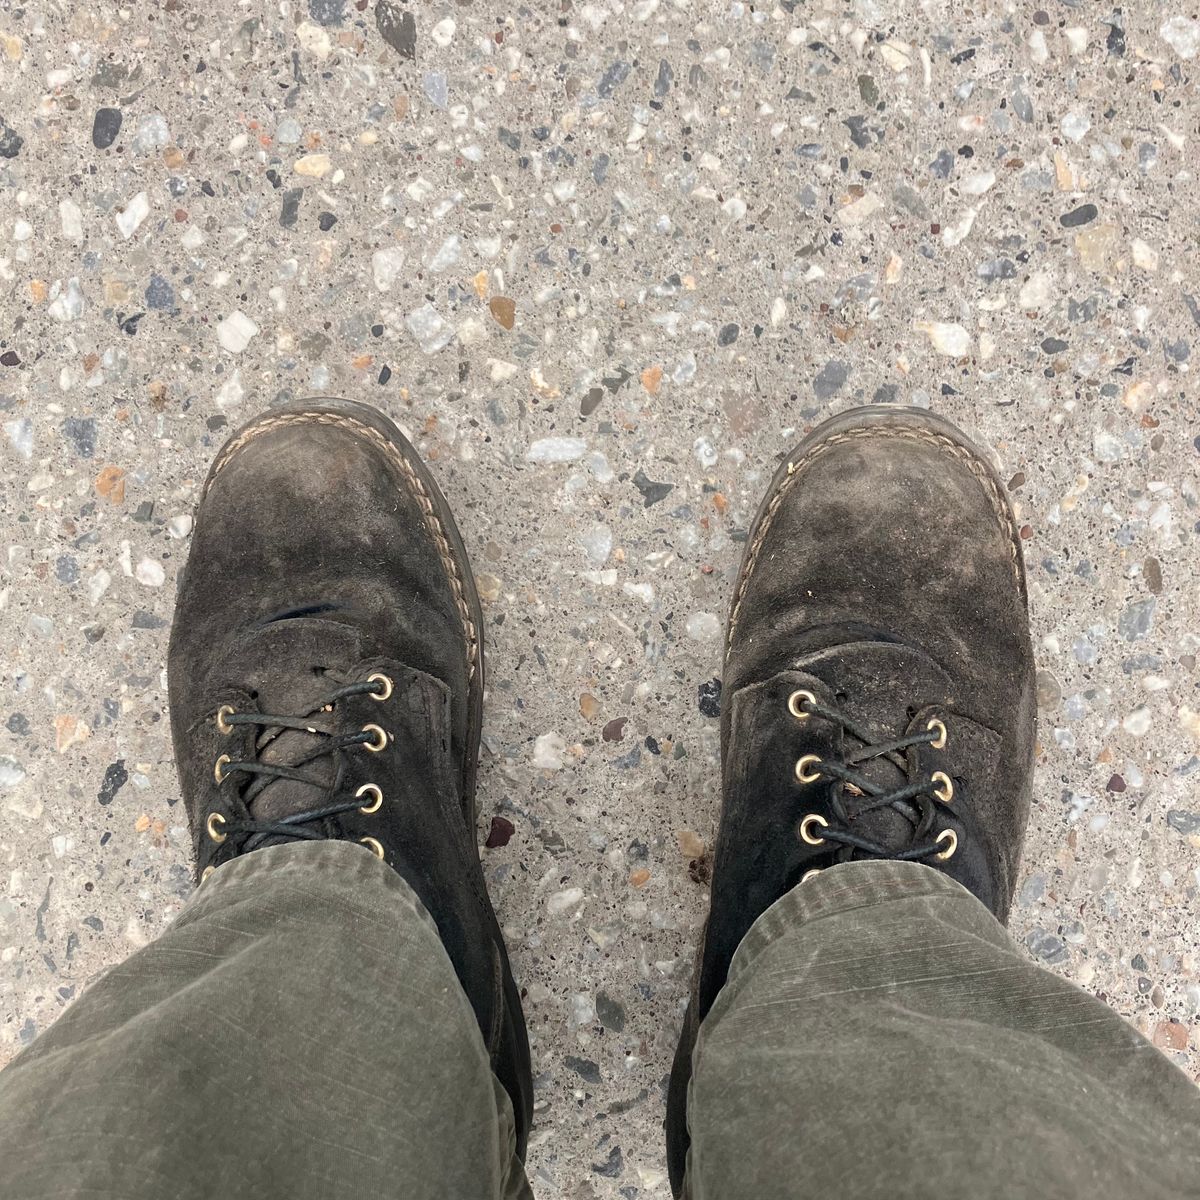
666, 406, 1036, 1193
168, 397, 532, 1152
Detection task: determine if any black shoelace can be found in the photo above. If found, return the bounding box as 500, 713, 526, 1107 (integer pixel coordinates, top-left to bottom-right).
208, 677, 388, 857
790, 691, 957, 864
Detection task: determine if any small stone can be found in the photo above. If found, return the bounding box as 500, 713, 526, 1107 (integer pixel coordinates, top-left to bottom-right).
216, 370, 245, 410
640, 364, 663, 395
484, 816, 514, 849
95, 465, 126, 504
1166, 811, 1200, 836
1123, 707, 1152, 736
677, 830, 706, 858
1161, 16, 1200, 59
168, 515, 193, 539
376, 0, 417, 60
813, 360, 849, 400
579, 693, 601, 721
1036, 669, 1061, 709
308, 0, 344, 25
136, 558, 165, 587
602, 718, 627, 743
405, 303, 454, 354
422, 72, 448, 109
548, 886, 584, 914
1131, 240, 1159, 271
632, 469, 673, 507
294, 153, 331, 177
428, 234, 461, 272
962, 170, 996, 195
59, 198, 83, 241
0, 756, 27, 789
47, 277, 85, 323
685, 612, 721, 641
914, 321, 970, 356
62, 417, 98, 458
372, 246, 405, 291
527, 437, 586, 464
532, 731, 566, 770
698, 678, 722, 718
4, 418, 32, 459
1018, 271, 1055, 309
276, 117, 303, 145
837, 190, 884, 225
489, 296, 516, 329
280, 188, 303, 228
1025, 929, 1069, 965
92, 107, 122, 149
1060, 204, 1098, 228
145, 273, 176, 310
115, 191, 150, 239
97, 760, 128, 806
629, 868, 651, 888
592, 1147, 623, 1178
1154, 1021, 1189, 1051
131, 113, 170, 155
580, 523, 613, 564
0, 113, 22, 158
596, 991, 626, 1032
1061, 111, 1091, 142
217, 310, 259, 354
1118, 597, 1156, 642
475, 572, 501, 603
1009, 86, 1034, 124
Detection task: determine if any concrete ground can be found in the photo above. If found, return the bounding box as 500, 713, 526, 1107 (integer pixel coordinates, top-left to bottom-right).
2, 1, 1198, 1194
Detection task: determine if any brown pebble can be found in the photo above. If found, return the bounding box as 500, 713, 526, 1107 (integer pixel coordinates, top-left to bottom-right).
1153, 1021, 1189, 1051
602, 717, 627, 742
579, 693, 600, 721
677, 830, 705, 858
489, 296, 516, 329
484, 815, 515, 849
629, 868, 650, 888
1106, 773, 1126, 792
95, 464, 126, 504
1144, 557, 1163, 595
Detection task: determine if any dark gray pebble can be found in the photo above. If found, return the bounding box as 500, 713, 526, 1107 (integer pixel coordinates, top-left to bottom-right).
92, 107, 122, 149
1060, 204, 1098, 227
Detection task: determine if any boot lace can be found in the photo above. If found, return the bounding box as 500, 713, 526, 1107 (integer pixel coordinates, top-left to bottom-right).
788, 689, 958, 871
199, 672, 394, 880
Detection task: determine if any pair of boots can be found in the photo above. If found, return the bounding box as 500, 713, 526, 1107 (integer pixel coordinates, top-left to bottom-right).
169, 399, 1035, 1192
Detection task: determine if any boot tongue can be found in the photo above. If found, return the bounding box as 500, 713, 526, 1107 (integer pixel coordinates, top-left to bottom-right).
207, 617, 366, 822
793, 640, 954, 854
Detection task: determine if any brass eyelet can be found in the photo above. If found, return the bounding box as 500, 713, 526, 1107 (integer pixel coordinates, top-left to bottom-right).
794, 754, 823, 784
362, 724, 389, 752
367, 672, 394, 702
931, 771, 954, 804
801, 867, 823, 883
787, 689, 817, 721
213, 754, 231, 785
926, 717, 948, 750
356, 783, 384, 815
935, 828, 958, 861
216, 705, 236, 735
360, 836, 386, 859
799, 813, 828, 846
199, 865, 216, 884
206, 812, 228, 844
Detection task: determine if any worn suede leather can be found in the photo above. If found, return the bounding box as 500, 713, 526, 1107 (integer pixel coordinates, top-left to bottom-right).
167, 397, 532, 1154
666, 406, 1036, 1193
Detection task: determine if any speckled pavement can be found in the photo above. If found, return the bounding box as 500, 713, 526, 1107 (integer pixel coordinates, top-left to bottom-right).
2, 2, 1199, 1194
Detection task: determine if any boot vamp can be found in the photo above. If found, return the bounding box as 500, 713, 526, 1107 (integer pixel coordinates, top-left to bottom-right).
169, 416, 473, 771
724, 426, 1032, 727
